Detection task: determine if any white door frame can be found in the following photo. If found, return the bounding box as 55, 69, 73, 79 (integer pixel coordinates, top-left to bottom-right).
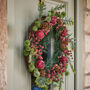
74, 0, 84, 90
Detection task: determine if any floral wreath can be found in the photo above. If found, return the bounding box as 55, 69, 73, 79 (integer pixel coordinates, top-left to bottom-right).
24, 1, 74, 90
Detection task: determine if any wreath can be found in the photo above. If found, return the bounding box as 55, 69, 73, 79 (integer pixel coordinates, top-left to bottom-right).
24, 1, 74, 90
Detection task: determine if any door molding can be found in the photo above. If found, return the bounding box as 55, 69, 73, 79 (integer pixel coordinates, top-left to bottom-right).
74, 0, 84, 90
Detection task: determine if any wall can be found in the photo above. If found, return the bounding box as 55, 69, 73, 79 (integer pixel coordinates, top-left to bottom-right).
0, 0, 7, 90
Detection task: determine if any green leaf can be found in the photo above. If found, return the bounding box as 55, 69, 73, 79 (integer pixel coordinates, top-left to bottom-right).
32, 26, 38, 31
45, 17, 51, 22
28, 63, 35, 72
61, 11, 66, 18
46, 79, 51, 85
35, 77, 47, 88
70, 64, 75, 73
57, 74, 61, 78
31, 48, 34, 54
24, 40, 30, 47
51, 8, 55, 16
35, 21, 41, 27
66, 64, 68, 69
24, 50, 29, 56
65, 71, 70, 76
43, 86, 48, 90
34, 68, 40, 77
52, 82, 59, 87
48, 11, 51, 16
25, 46, 31, 51
28, 54, 32, 63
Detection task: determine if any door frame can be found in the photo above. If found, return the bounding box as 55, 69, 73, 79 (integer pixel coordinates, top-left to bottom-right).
74, 0, 84, 90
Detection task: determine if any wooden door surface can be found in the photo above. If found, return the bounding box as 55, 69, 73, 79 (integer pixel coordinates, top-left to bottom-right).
7, 0, 74, 90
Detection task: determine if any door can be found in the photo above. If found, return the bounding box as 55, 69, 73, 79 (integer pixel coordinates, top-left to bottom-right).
7, 0, 74, 90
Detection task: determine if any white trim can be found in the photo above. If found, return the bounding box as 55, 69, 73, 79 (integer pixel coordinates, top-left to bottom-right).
75, 0, 84, 90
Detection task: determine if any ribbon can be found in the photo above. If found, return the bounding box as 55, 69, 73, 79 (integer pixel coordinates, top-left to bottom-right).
33, 85, 43, 90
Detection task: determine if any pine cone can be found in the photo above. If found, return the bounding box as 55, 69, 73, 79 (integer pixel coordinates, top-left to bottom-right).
63, 40, 68, 45
31, 45, 38, 54
41, 16, 46, 20
25, 56, 29, 63
60, 44, 66, 50
57, 19, 63, 25
54, 66, 60, 72
40, 69, 46, 76
41, 21, 51, 31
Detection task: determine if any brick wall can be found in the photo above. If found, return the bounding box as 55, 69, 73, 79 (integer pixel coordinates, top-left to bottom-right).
0, 0, 8, 90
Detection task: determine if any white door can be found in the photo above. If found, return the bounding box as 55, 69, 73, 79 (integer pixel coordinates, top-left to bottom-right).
7, 0, 74, 90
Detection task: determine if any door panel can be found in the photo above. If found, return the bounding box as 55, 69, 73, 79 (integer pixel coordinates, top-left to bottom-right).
7, 0, 74, 90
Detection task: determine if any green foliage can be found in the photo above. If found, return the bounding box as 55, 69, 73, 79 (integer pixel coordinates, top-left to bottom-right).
24, 50, 29, 56
34, 68, 40, 77
32, 26, 38, 31
38, 2, 46, 17
52, 81, 59, 87
65, 71, 70, 76
35, 21, 41, 28
46, 79, 52, 85
35, 77, 47, 88
62, 18, 74, 25
54, 4, 66, 11
70, 63, 75, 73
28, 54, 32, 63
25, 46, 31, 51
24, 40, 30, 47
45, 16, 51, 22
61, 11, 66, 18
29, 63, 35, 72
43, 86, 48, 90
48, 11, 52, 17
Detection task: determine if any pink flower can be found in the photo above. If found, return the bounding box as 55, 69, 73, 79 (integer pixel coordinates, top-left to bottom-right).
38, 55, 43, 59
60, 56, 68, 63
50, 16, 57, 25
50, 78, 53, 82
47, 74, 50, 78
36, 30, 45, 40
54, 64, 58, 67
61, 30, 67, 37
35, 60, 45, 69
45, 30, 50, 35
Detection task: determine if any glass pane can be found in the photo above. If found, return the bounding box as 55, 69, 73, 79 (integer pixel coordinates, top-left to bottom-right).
87, 0, 90, 9
85, 55, 90, 73
85, 35, 90, 52
84, 12, 90, 33
85, 76, 90, 86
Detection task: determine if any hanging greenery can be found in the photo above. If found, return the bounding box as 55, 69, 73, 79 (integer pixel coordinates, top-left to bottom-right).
24, 0, 74, 90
